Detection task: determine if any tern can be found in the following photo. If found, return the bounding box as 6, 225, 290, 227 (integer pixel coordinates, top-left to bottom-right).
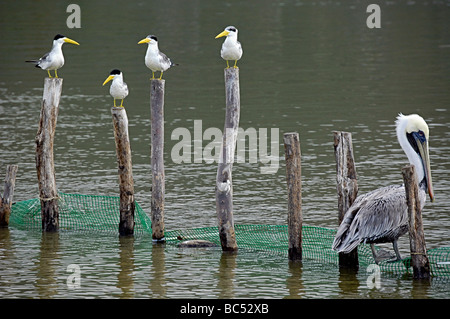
215, 26, 243, 69
26, 34, 80, 78
103, 69, 129, 107
138, 35, 177, 80
332, 114, 434, 264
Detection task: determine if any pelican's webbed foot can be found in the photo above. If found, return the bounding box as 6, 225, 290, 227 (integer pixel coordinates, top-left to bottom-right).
371, 244, 396, 264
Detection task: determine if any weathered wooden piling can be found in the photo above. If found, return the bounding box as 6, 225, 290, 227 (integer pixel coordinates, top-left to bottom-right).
0, 165, 18, 227
333, 131, 359, 269
216, 68, 240, 252
150, 79, 165, 242
284, 133, 302, 262
36, 77, 63, 232
402, 164, 431, 280
111, 107, 135, 236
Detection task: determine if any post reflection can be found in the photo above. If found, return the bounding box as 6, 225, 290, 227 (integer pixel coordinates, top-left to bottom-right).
149, 243, 167, 298
285, 261, 304, 298
217, 251, 237, 298
338, 267, 359, 296
117, 235, 135, 298
36, 232, 60, 298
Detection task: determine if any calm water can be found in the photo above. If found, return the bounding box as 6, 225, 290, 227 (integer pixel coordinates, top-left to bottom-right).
0, 0, 449, 298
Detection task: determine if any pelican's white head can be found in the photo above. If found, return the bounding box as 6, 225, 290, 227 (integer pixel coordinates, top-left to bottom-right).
396, 113, 434, 202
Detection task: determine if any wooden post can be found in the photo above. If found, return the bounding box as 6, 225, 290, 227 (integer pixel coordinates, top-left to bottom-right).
284, 133, 302, 261
216, 68, 240, 252
111, 107, 135, 236
402, 164, 431, 280
333, 131, 359, 269
150, 79, 165, 242
36, 78, 63, 232
0, 165, 18, 227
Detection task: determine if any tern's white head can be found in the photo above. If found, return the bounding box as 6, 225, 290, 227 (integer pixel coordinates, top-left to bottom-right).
138, 35, 159, 48
103, 69, 124, 85
52, 34, 80, 47
395, 113, 434, 202
215, 26, 239, 39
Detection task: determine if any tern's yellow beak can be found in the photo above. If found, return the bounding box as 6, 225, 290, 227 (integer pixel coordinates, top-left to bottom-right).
102, 75, 115, 86
138, 38, 151, 44
64, 37, 80, 45
215, 30, 230, 39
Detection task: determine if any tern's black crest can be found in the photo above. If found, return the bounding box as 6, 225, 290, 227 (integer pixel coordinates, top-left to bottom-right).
54, 34, 65, 41
110, 69, 121, 75
149, 35, 158, 42
226, 26, 237, 32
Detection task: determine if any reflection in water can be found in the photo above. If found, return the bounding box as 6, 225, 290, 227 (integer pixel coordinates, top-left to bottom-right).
36, 232, 60, 298
118, 236, 135, 298
150, 243, 167, 298
286, 262, 304, 299
0, 230, 448, 298
217, 252, 237, 298
0, 228, 12, 260
338, 267, 359, 297
411, 277, 431, 299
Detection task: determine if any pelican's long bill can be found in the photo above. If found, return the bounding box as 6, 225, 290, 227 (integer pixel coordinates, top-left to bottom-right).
215, 30, 229, 39
412, 131, 434, 202
102, 75, 115, 86
64, 38, 80, 46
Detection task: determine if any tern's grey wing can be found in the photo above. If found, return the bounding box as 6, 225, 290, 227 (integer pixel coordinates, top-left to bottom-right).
40, 51, 50, 61
26, 51, 49, 67
158, 52, 170, 69
33, 52, 51, 69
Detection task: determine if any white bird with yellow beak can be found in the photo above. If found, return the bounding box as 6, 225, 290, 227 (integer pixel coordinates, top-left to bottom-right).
138, 35, 177, 80
103, 69, 128, 108
26, 34, 80, 78
215, 26, 243, 69
332, 114, 435, 264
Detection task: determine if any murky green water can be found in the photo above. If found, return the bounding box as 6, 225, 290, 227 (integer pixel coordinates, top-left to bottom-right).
0, 0, 449, 298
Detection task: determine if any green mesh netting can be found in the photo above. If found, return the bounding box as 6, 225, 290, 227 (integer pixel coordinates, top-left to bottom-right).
9, 192, 151, 235
9, 192, 450, 278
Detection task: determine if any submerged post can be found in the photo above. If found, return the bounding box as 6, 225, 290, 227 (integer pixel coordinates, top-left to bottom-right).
216, 68, 240, 252
150, 79, 165, 242
284, 133, 302, 262
333, 131, 359, 269
0, 165, 18, 227
402, 164, 431, 280
111, 107, 135, 236
36, 77, 63, 232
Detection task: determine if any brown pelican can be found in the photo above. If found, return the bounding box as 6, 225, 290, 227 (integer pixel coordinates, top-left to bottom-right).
332, 114, 434, 263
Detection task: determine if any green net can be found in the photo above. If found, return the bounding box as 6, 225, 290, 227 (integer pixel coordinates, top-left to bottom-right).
9, 192, 151, 235
10, 192, 450, 279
